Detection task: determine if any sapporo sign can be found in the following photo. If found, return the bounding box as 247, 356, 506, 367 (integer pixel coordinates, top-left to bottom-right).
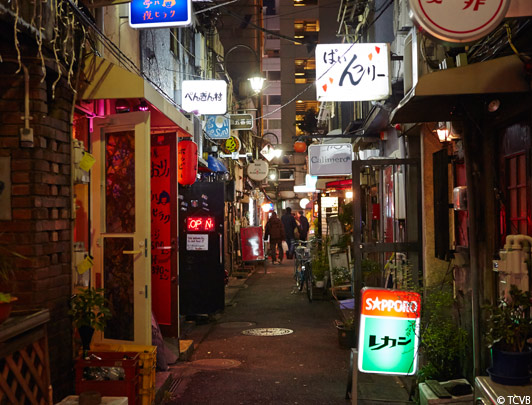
358, 288, 421, 375
315, 43, 391, 102
308, 143, 352, 176
230, 114, 254, 131
408, 0, 511, 43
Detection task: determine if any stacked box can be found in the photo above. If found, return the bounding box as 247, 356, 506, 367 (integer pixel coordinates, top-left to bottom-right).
91, 343, 157, 404
75, 352, 140, 404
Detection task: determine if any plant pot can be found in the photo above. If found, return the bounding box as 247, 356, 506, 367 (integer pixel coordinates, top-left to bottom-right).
488, 346, 532, 385
335, 320, 356, 349
78, 325, 95, 355
0, 296, 17, 325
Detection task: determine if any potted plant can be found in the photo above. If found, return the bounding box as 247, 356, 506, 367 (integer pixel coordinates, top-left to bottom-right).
69, 287, 112, 356
335, 317, 355, 349
485, 284, 532, 385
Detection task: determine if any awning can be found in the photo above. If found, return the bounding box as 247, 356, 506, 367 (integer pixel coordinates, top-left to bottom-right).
81, 55, 193, 133
390, 55, 532, 124
207, 155, 228, 173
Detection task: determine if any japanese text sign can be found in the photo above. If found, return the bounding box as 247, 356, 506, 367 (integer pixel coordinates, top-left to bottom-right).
205, 115, 230, 139
409, 0, 510, 43
230, 114, 254, 130
315, 43, 391, 102
182, 80, 227, 115
358, 288, 421, 375
130, 0, 192, 29
308, 143, 352, 176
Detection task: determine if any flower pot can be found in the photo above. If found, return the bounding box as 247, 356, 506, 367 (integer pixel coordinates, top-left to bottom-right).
0, 296, 17, 325
78, 325, 95, 355
488, 346, 532, 385
335, 320, 356, 349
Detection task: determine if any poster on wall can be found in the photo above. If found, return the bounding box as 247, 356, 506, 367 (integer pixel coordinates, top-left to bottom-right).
186, 234, 209, 251
0, 157, 11, 220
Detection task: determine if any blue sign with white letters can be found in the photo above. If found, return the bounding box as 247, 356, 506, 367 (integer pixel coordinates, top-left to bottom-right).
204, 115, 230, 140
130, 0, 192, 29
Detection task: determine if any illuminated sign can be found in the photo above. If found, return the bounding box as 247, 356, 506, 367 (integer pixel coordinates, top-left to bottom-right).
182, 80, 227, 115
358, 288, 421, 375
308, 144, 352, 176
316, 43, 391, 102
186, 216, 215, 232
130, 0, 192, 29
205, 115, 230, 140
408, 0, 510, 43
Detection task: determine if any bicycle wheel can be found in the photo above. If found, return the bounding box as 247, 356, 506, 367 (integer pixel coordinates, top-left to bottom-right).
298, 263, 305, 291
294, 258, 302, 288
305, 264, 313, 302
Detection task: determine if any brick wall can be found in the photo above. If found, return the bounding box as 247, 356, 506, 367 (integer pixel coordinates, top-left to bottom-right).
0, 26, 75, 400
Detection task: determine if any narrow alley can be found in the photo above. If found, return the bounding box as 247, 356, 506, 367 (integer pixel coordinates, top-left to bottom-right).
158, 261, 413, 404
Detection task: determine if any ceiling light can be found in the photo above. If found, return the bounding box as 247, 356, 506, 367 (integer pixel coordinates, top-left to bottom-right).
488, 99, 500, 113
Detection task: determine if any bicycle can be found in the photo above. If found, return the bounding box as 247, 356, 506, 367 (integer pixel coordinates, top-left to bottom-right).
293, 239, 316, 302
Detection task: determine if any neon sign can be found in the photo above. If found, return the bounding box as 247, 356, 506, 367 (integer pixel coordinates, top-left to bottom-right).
186, 216, 215, 232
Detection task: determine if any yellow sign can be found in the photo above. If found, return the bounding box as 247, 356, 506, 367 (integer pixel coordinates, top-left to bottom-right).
222, 136, 241, 154
77, 255, 94, 275
79, 152, 96, 172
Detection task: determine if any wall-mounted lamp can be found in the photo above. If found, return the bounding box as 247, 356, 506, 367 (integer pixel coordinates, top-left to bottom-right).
487, 99, 500, 113
435, 122, 460, 143
268, 168, 277, 181
137, 100, 149, 111
115, 99, 130, 114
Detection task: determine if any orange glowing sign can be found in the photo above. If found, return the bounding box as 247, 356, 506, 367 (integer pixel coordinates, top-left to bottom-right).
186, 216, 215, 232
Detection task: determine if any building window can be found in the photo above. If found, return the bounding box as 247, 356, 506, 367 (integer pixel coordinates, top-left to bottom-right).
267, 71, 281, 81
267, 119, 282, 130
279, 169, 294, 181
294, 58, 315, 84
268, 95, 281, 105
505, 153, 529, 235
294, 0, 318, 6
294, 20, 319, 45
295, 100, 319, 136
170, 28, 179, 58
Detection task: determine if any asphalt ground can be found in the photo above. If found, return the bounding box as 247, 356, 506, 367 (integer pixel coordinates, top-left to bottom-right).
159, 260, 414, 404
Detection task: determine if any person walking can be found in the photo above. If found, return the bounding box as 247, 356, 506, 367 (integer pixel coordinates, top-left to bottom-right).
298, 211, 310, 241
281, 207, 298, 259
264, 211, 285, 264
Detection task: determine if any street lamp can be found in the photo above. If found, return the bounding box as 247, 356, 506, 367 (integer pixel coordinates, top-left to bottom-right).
223, 44, 265, 96
248, 75, 266, 93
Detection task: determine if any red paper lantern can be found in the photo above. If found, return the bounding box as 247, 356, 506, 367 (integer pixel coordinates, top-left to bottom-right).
294, 141, 307, 153
178, 140, 198, 185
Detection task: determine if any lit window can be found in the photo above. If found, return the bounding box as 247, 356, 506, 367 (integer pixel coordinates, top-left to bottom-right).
294, 58, 315, 83
294, 20, 319, 45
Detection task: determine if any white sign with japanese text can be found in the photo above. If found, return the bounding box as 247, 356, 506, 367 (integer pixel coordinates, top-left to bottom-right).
315, 43, 391, 102
186, 234, 209, 251
409, 0, 510, 43
308, 144, 353, 176
182, 80, 227, 115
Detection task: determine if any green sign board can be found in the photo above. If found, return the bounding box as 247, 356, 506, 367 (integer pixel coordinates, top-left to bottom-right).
358, 288, 421, 375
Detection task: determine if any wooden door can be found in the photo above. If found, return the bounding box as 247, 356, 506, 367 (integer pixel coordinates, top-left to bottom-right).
91, 111, 152, 345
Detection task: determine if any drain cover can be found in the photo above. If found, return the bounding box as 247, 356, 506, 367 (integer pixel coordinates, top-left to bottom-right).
241, 328, 293, 336
219, 321, 256, 329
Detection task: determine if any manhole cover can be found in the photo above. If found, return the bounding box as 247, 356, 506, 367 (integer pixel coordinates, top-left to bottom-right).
219, 321, 256, 329
241, 328, 293, 336
191, 359, 241, 369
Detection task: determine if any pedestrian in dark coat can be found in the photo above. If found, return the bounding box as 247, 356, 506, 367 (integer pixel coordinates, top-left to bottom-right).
281, 207, 298, 259
264, 211, 285, 264
298, 211, 310, 241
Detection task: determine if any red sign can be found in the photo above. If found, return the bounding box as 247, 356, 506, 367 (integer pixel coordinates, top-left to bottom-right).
186, 216, 215, 232
151, 141, 172, 324
241, 227, 265, 262
360, 288, 421, 319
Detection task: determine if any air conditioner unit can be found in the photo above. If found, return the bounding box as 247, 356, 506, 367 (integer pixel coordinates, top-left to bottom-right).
191, 115, 204, 161
403, 28, 446, 94
394, 0, 413, 33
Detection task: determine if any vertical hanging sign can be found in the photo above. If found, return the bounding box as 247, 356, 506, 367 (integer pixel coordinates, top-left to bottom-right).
151, 139, 172, 325
358, 288, 421, 375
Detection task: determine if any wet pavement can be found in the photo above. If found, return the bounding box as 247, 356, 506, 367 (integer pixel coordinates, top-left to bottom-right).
156, 260, 414, 404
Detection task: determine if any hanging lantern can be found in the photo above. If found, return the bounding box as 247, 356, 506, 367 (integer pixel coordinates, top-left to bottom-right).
178, 140, 198, 185
294, 140, 307, 153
